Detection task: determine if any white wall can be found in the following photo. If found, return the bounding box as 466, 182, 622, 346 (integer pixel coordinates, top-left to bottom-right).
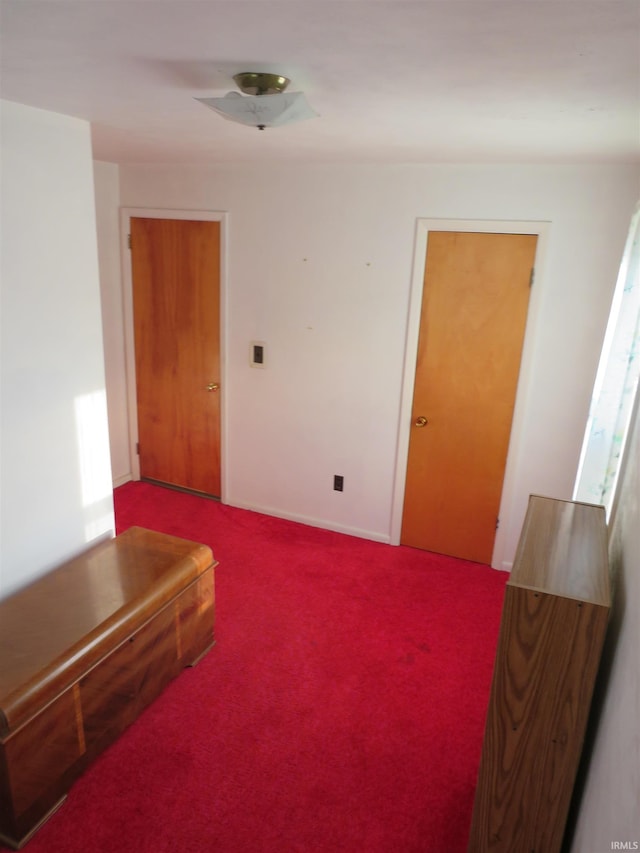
94, 161, 131, 486
113, 162, 638, 564
569, 389, 640, 849
0, 100, 114, 599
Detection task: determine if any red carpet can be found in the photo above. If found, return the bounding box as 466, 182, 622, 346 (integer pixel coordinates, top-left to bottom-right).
10, 482, 507, 853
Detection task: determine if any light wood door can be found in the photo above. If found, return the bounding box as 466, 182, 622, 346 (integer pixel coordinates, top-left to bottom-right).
131, 217, 221, 497
401, 231, 537, 563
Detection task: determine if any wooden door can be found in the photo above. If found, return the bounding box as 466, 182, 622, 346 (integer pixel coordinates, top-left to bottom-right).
401, 231, 537, 563
131, 217, 221, 497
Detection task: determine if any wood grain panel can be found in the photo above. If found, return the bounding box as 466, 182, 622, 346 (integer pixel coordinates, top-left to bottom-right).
402, 231, 537, 562
468, 496, 610, 853
469, 587, 609, 851
177, 570, 215, 666
131, 217, 221, 496
2, 690, 80, 817
0, 790, 67, 853
79, 603, 176, 754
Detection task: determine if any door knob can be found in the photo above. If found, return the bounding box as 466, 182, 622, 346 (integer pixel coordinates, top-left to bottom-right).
207, 383, 220, 392
414, 416, 428, 428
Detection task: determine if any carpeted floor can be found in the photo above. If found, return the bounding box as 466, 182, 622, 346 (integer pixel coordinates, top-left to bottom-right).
10, 481, 507, 853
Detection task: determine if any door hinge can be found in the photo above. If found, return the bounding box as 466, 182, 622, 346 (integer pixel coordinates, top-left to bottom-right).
496, 517, 500, 530
128, 233, 132, 250
529, 267, 535, 287
136, 442, 140, 455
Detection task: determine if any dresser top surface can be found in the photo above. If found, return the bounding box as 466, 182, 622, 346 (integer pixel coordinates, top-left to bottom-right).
509, 495, 609, 605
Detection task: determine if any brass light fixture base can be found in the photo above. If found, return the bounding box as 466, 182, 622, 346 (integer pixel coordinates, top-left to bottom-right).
233, 72, 290, 96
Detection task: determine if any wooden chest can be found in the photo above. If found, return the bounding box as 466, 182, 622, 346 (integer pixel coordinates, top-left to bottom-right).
0, 526, 216, 849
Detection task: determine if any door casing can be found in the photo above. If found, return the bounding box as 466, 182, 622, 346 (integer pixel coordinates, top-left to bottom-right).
391, 219, 549, 570
120, 207, 228, 502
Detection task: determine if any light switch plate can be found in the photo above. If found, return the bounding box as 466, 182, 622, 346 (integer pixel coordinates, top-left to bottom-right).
250, 341, 266, 368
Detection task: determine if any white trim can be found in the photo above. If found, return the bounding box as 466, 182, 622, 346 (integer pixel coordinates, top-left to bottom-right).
229, 499, 391, 544
119, 207, 229, 503
390, 218, 550, 570
113, 473, 133, 489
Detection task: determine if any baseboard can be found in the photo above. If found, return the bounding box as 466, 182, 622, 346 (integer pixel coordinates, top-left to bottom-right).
227, 500, 391, 544
113, 474, 133, 489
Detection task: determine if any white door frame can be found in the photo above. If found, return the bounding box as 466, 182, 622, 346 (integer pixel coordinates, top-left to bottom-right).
390, 218, 550, 570
119, 207, 229, 502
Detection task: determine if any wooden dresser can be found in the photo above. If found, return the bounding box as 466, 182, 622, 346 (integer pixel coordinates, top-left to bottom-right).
468, 495, 610, 853
0, 526, 216, 850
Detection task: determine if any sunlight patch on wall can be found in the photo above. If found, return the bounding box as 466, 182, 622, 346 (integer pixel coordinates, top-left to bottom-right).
75, 390, 114, 542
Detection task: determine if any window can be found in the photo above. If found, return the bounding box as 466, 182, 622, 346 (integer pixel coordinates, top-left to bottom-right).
574, 205, 640, 517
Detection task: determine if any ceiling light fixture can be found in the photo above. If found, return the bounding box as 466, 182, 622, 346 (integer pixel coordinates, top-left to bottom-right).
196, 72, 318, 131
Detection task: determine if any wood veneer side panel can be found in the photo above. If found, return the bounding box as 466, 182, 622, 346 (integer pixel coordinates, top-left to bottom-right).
177, 568, 215, 666
79, 571, 214, 759
468, 585, 610, 852
0, 744, 16, 843
0, 689, 81, 829
0, 794, 68, 852
79, 604, 175, 756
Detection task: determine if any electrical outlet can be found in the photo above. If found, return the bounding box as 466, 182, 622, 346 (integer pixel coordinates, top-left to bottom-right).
333, 475, 344, 492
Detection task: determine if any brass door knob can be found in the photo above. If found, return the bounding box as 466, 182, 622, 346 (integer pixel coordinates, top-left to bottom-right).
207, 383, 220, 392
414, 416, 428, 428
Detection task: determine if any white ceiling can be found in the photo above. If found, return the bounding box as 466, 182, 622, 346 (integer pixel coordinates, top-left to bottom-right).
1, 0, 639, 165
